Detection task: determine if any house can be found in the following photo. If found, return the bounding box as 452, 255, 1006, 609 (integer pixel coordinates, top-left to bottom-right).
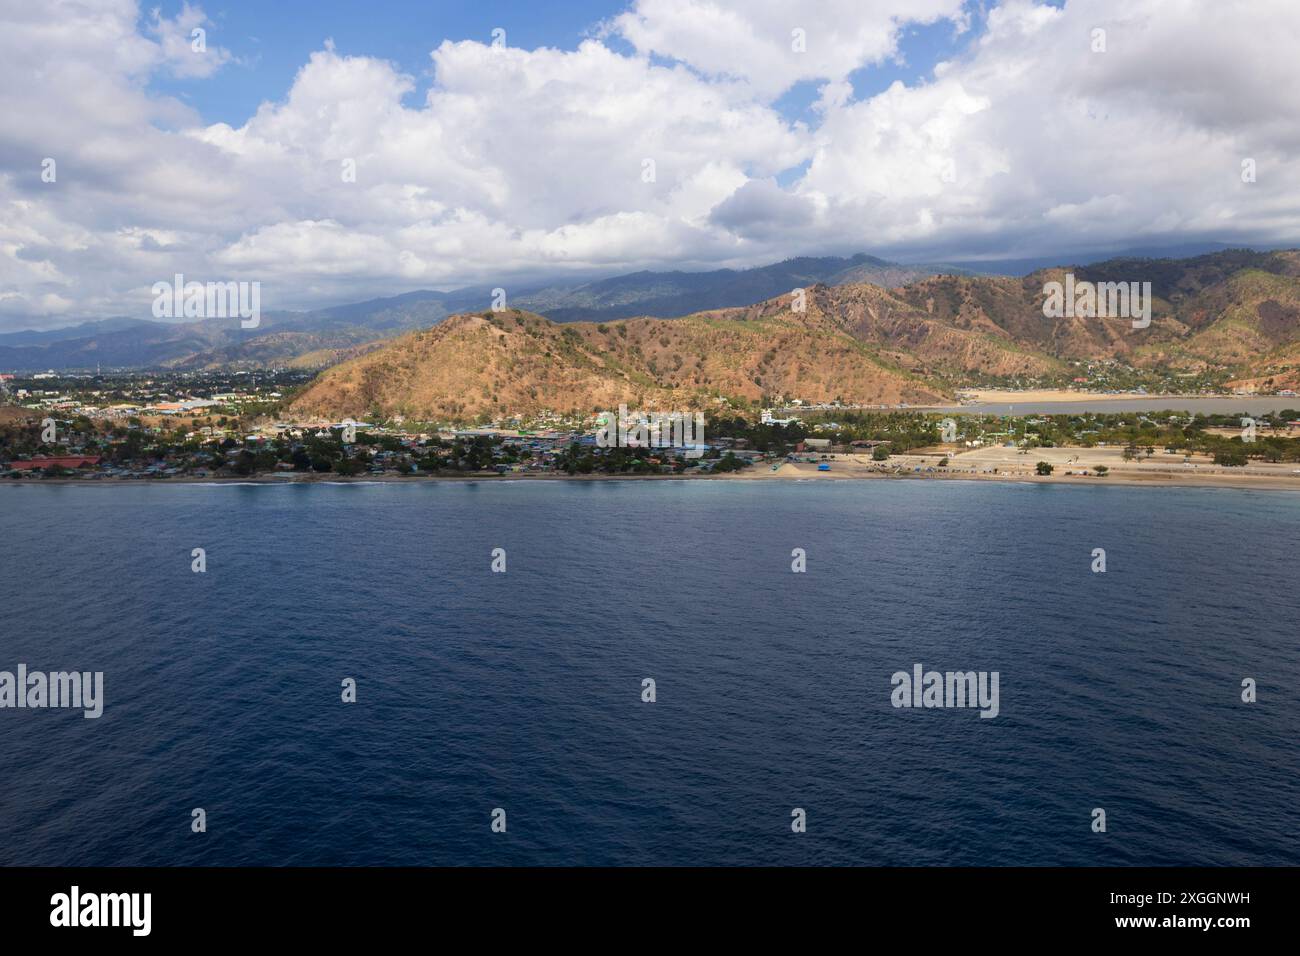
7, 455, 102, 471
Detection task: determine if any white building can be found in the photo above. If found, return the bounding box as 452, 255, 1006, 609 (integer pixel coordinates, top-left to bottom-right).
761, 408, 801, 426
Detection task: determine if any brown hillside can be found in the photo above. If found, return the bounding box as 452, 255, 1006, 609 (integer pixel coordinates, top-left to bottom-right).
288, 307, 946, 421
288, 250, 1300, 421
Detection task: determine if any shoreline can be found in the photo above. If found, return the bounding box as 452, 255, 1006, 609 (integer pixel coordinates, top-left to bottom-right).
9, 467, 1300, 493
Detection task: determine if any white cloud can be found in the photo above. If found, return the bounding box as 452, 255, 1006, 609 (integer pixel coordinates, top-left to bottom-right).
147, 2, 234, 79
610, 0, 967, 99
1, 0, 1299, 330
781, 0, 1300, 260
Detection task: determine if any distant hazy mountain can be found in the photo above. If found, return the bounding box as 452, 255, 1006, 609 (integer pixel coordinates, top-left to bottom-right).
0, 311, 334, 371
497, 254, 962, 321
941, 241, 1265, 278
0, 316, 163, 349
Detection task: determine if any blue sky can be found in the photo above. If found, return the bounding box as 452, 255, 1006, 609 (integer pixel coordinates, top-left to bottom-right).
149, 0, 991, 128
148, 1, 620, 124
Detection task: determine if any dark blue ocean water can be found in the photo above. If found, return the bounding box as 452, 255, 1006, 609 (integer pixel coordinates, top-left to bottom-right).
1, 479, 1297, 866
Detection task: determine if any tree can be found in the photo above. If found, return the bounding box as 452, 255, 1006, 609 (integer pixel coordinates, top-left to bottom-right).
712, 451, 748, 473
1036, 461, 1054, 475
1094, 465, 1109, 476
872, 445, 889, 461
1213, 446, 1249, 467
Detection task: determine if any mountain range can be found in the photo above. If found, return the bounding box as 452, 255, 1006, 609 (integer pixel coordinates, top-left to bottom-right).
0, 254, 959, 372
5, 248, 1300, 419
287, 248, 1300, 421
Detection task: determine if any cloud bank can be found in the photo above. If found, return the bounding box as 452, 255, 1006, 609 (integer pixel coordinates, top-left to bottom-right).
2, 0, 1298, 328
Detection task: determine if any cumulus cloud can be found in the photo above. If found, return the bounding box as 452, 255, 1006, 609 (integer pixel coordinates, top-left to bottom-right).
146, 2, 234, 78
786, 0, 1300, 261
609, 0, 967, 99
710, 179, 817, 238
0, 0, 1298, 329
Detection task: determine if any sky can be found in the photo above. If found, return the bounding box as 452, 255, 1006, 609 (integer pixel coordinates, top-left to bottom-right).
1, 0, 1298, 330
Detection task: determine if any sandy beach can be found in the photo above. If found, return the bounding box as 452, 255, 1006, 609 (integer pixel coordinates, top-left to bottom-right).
742, 444, 1300, 491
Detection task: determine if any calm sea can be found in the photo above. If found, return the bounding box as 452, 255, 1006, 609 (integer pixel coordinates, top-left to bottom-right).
1, 479, 1297, 866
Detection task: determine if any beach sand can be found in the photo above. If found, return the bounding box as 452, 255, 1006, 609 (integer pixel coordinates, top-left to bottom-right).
740, 444, 1300, 491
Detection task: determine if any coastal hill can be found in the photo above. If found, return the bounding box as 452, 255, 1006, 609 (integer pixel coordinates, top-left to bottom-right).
289, 249, 1300, 420
902, 249, 1300, 373
725, 282, 1062, 382
287, 307, 946, 421
769, 249, 1300, 387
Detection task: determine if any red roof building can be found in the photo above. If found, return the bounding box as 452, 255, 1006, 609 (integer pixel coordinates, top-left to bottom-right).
7, 456, 102, 471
